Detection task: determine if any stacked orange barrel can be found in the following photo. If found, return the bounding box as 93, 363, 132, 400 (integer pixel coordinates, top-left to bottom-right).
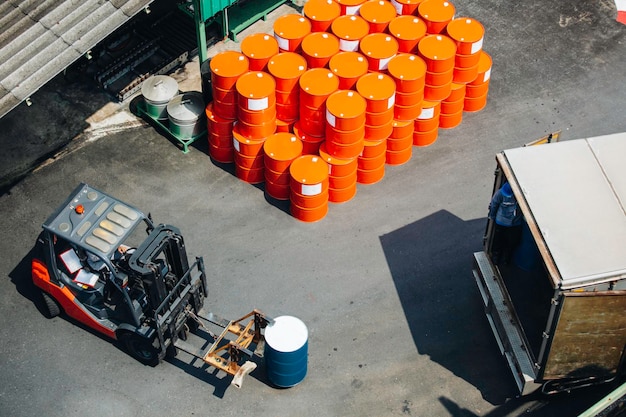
209, 51, 249, 121
386, 118, 414, 165
298, 68, 340, 154
418, 34, 456, 102
301, 32, 340, 69
359, 0, 398, 34
329, 51, 369, 90
325, 89, 367, 160
303, 0, 341, 33
335, 0, 367, 15
267, 52, 308, 133
289, 155, 330, 222
446, 17, 484, 84
356, 73, 396, 184
206, 103, 235, 163
388, 15, 428, 54
233, 71, 277, 184
418, 0, 456, 34
263, 132, 303, 200
390, 0, 422, 15
387, 53, 426, 122
439, 82, 465, 128
464, 51, 491, 112
241, 33, 279, 71
413, 99, 441, 146
331, 15, 370, 53
273, 14, 312, 53
360, 33, 399, 72
318, 142, 358, 203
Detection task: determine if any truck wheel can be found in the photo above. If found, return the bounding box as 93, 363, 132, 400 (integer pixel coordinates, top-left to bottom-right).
120, 333, 159, 367
41, 292, 61, 318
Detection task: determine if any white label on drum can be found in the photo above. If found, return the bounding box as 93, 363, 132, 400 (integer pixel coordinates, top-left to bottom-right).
388, 94, 395, 109
340, 39, 359, 52
471, 37, 484, 54
248, 97, 269, 111
301, 183, 322, 196
345, 5, 362, 15
418, 107, 435, 119
379, 56, 392, 71
232, 138, 240, 152
326, 109, 336, 127
275, 34, 290, 51
390, 0, 403, 15
483, 68, 492, 82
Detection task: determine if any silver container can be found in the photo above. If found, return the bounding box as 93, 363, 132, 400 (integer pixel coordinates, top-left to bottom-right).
167, 92, 206, 139
141, 75, 179, 121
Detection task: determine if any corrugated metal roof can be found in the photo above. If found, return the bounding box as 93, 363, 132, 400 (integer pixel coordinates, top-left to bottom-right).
503, 133, 626, 288
0, 0, 153, 119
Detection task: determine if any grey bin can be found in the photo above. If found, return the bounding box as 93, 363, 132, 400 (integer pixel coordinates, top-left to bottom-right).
141, 75, 179, 121
167, 92, 206, 139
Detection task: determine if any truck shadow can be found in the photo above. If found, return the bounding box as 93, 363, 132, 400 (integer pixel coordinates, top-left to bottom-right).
379, 209, 516, 404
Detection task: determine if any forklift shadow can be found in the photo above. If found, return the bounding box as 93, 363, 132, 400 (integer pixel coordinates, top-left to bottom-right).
379, 210, 516, 405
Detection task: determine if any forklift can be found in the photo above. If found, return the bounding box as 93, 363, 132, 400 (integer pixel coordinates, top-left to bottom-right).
31, 183, 271, 387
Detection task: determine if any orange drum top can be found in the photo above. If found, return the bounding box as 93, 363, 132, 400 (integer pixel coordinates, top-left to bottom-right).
389, 16, 427, 41
274, 14, 312, 40
302, 32, 340, 58
241, 33, 280, 60
331, 15, 370, 40
447, 82, 466, 101
329, 51, 369, 78
290, 155, 329, 184
418, 34, 456, 61
326, 90, 367, 119
447, 17, 484, 44
418, 0, 456, 23
303, 0, 341, 22
236, 71, 276, 99
267, 52, 308, 80
359, 33, 399, 59
356, 72, 396, 101
299, 68, 339, 97
264, 132, 303, 161
319, 142, 357, 166
388, 53, 427, 81
359, 0, 398, 26
335, 0, 366, 6
210, 51, 249, 78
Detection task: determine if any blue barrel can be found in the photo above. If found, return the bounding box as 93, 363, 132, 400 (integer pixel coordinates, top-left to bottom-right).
264, 316, 308, 387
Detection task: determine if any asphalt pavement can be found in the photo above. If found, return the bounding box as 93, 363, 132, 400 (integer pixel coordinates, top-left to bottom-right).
1, 1, 625, 416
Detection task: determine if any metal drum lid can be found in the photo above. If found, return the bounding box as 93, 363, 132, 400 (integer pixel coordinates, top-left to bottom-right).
167, 92, 205, 123
142, 75, 178, 103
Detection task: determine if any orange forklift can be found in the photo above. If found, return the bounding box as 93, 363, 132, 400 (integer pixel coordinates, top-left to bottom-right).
31, 183, 269, 387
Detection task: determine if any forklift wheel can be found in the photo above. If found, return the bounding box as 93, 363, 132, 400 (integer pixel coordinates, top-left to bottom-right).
41, 292, 61, 318
120, 333, 159, 367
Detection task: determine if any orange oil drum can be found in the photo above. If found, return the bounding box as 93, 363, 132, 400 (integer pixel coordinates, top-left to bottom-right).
236, 117, 277, 140
455, 51, 481, 69
360, 138, 387, 158
446, 17, 484, 56
418, 0, 456, 34
387, 53, 427, 93
358, 151, 386, 170
210, 51, 249, 91
413, 125, 438, 146
234, 151, 264, 170
290, 202, 329, 222
357, 164, 385, 184
391, 118, 414, 138
453, 64, 479, 83
267, 52, 308, 92
329, 51, 369, 90
299, 103, 327, 137
293, 121, 325, 154
335, 0, 367, 15
356, 72, 397, 113
208, 143, 234, 163
440, 97, 464, 114
387, 133, 413, 151
469, 51, 492, 85
264, 166, 291, 185
359, 33, 399, 71
329, 180, 357, 203
326, 90, 367, 131
389, 0, 424, 15
265, 177, 291, 200
212, 85, 237, 104
414, 99, 441, 131
325, 136, 365, 159
425, 67, 453, 86
274, 14, 312, 53
236, 71, 276, 112
465, 80, 489, 98
424, 82, 452, 101
439, 109, 463, 128
209, 130, 234, 149
388, 16, 427, 54
393, 102, 422, 121
417, 34, 456, 72
263, 132, 303, 172
365, 120, 393, 141
386, 146, 412, 165
319, 142, 358, 178
302, 32, 340, 69
299, 68, 340, 108
365, 106, 395, 126
303, 0, 341, 32
395, 89, 424, 107
331, 14, 370, 52
359, 0, 398, 34
206, 102, 235, 136
325, 123, 365, 145
319, 142, 358, 204
233, 125, 266, 156
289, 155, 330, 206
464, 92, 488, 112
241, 33, 280, 71
446, 82, 466, 102
276, 101, 299, 122
235, 164, 265, 184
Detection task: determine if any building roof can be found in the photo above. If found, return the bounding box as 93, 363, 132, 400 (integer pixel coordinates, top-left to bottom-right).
503, 132, 626, 289
0, 0, 153, 119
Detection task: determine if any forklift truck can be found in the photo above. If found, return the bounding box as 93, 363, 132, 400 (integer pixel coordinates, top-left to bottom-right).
473, 133, 626, 395
31, 183, 269, 386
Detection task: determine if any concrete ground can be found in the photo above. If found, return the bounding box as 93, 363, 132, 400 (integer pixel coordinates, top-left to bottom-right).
1, 1, 625, 416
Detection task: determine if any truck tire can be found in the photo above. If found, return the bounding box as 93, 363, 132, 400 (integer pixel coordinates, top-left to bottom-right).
41, 292, 61, 318
120, 333, 160, 367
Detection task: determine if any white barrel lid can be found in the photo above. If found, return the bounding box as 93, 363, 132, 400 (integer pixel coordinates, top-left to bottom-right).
141, 75, 179, 103
166, 92, 205, 122
264, 316, 308, 352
